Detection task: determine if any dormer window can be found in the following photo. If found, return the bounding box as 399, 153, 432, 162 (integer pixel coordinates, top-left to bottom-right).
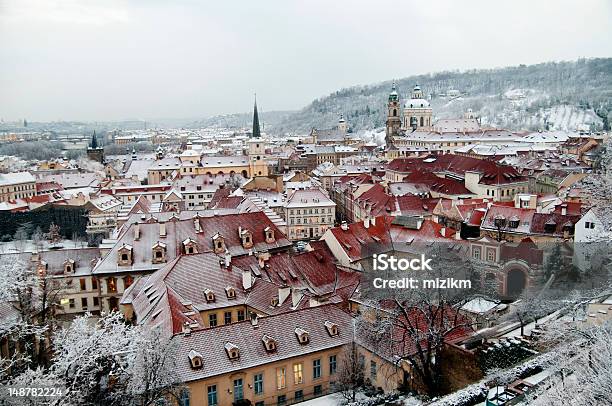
295, 328, 309, 344
544, 220, 557, 233
152, 241, 167, 264
493, 215, 506, 228
117, 244, 133, 266
270, 297, 279, 307
182, 238, 198, 255
262, 334, 277, 352
324, 321, 339, 336
224, 342, 240, 360
63, 259, 75, 274
239, 227, 253, 249
188, 350, 203, 369
508, 216, 520, 229
264, 226, 275, 243
212, 233, 226, 254
204, 288, 215, 303
225, 286, 236, 299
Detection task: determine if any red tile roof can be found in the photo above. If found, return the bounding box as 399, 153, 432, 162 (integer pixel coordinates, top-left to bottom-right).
329, 216, 395, 262
403, 169, 473, 196
388, 154, 527, 185
355, 184, 396, 216
396, 195, 438, 216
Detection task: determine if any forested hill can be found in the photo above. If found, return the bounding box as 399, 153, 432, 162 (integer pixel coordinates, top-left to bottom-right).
272, 58, 612, 135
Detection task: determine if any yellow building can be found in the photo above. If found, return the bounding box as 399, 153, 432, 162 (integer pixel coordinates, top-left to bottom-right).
153, 305, 352, 406
0, 172, 36, 202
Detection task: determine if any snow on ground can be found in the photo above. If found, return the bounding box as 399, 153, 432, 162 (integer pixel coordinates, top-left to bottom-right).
501, 310, 561, 338
297, 393, 344, 405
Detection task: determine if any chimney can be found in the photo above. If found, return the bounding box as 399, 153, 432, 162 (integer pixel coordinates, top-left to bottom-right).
440, 227, 446, 237
242, 269, 253, 291
371, 216, 376, 226
364, 217, 370, 229
561, 205, 567, 216
134, 223, 140, 240
224, 250, 232, 268
183, 322, 191, 336
194, 218, 202, 233
250, 313, 259, 328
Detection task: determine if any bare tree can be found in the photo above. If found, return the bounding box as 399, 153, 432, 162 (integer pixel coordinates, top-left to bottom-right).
358, 245, 479, 396
333, 342, 365, 403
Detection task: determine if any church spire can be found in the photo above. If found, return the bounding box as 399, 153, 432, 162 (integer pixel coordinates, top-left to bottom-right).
90, 130, 98, 149
252, 94, 261, 138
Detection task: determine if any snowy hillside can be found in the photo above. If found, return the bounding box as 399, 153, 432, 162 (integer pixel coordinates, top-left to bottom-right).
271, 58, 612, 135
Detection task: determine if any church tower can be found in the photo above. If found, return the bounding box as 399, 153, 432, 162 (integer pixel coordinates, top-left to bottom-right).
251, 95, 261, 138
86, 130, 105, 163
385, 82, 402, 146
248, 95, 268, 177
403, 84, 433, 131
338, 114, 348, 134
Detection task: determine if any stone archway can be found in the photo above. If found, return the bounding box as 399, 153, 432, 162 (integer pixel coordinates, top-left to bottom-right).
506, 269, 527, 297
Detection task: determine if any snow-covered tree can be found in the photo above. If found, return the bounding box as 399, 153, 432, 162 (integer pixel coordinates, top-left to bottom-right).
5, 312, 182, 406
526, 321, 612, 405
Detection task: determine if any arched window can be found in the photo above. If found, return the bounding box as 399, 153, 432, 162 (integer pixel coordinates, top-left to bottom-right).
392, 109, 397, 117
420, 117, 424, 127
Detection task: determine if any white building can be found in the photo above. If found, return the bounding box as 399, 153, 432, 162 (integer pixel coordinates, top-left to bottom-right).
285, 188, 336, 240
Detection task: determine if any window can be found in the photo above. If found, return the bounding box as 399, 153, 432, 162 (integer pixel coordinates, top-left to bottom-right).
93, 297, 99, 306
277, 395, 286, 406
487, 249, 495, 262
276, 367, 286, 389
313, 359, 321, 379
233, 378, 243, 401
370, 361, 377, 381
124, 275, 133, 289
359, 354, 365, 370
209, 314, 217, 327
294, 390, 303, 402
80, 278, 86, 291
293, 363, 303, 384
224, 311, 232, 325
179, 389, 190, 406
314, 385, 322, 396
121, 253, 128, 261
237, 310, 245, 321
255, 402, 264, 406
107, 277, 117, 293
329, 355, 337, 375
254, 373, 263, 395
92, 278, 98, 290
81, 297, 88, 309
472, 248, 481, 260
207, 385, 217, 406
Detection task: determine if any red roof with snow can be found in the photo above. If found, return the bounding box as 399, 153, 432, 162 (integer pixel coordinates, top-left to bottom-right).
388, 154, 527, 185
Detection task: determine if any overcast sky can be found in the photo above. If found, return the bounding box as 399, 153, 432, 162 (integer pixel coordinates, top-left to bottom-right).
1, 0, 610, 122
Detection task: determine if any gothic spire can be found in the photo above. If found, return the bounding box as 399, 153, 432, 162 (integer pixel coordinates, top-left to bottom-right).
252, 94, 261, 138
90, 130, 98, 149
